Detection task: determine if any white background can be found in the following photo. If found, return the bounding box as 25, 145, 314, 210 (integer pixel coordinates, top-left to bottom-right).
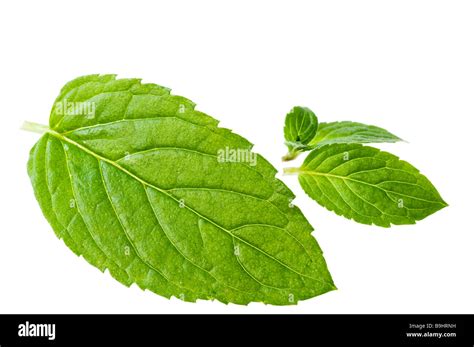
0, 0, 473, 314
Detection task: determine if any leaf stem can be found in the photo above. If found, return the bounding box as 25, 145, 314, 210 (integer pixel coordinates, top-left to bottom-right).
21, 121, 50, 134
282, 151, 299, 161
283, 167, 301, 175
20, 121, 50, 134
282, 142, 307, 161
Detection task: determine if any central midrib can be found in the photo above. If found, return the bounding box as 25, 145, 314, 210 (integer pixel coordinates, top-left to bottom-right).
298, 170, 442, 205
46, 128, 325, 285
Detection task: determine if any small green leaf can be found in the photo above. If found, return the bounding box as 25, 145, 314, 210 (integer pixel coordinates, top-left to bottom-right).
283, 106, 318, 161
308, 121, 402, 149
282, 107, 402, 161
26, 75, 335, 305
286, 143, 447, 227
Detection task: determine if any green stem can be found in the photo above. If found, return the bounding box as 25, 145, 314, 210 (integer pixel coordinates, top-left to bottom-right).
282, 148, 301, 162
21, 121, 50, 134
283, 167, 301, 175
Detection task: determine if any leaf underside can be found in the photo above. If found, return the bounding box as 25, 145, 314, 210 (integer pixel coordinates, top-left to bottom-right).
297, 143, 447, 227
27, 74, 335, 305
308, 121, 402, 149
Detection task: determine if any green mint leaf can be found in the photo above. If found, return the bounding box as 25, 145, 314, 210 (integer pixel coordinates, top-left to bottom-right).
286, 143, 447, 227
26, 74, 335, 305
283, 106, 318, 161
308, 121, 403, 149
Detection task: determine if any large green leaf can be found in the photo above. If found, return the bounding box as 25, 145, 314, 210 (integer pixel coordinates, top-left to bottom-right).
26, 74, 335, 305
286, 143, 447, 227
308, 121, 402, 148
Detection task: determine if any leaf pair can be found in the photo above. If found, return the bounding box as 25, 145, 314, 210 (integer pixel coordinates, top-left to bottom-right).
25, 75, 335, 306
283, 106, 402, 160
283, 106, 447, 227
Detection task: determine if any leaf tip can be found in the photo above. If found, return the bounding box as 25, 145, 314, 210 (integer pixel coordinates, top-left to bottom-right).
399, 137, 409, 144
439, 199, 449, 208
